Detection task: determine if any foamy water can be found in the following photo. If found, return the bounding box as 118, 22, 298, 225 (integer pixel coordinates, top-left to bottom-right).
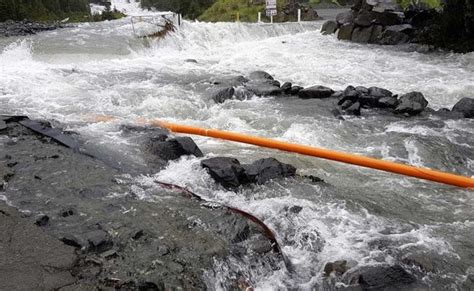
0, 11, 473, 290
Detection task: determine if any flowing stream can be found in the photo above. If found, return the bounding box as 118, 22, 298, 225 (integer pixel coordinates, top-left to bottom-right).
0, 4, 473, 290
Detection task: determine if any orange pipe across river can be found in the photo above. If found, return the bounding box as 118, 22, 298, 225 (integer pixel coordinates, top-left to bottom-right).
95, 116, 474, 188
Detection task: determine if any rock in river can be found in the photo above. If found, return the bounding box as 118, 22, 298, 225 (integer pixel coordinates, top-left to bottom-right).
298, 85, 334, 99
452, 97, 474, 118
394, 91, 428, 115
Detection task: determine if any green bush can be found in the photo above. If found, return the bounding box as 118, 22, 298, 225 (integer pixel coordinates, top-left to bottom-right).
0, 0, 91, 22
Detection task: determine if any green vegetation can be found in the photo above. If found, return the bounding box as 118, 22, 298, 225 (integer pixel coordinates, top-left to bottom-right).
198, 0, 287, 22
91, 6, 126, 21
419, 0, 474, 52
0, 0, 91, 22
140, 0, 215, 19
397, 0, 440, 9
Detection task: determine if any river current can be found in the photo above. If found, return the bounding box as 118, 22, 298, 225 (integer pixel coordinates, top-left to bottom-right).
0, 4, 473, 290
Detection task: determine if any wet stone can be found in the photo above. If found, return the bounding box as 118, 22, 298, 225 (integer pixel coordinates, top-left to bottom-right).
298, 85, 334, 99
324, 260, 348, 276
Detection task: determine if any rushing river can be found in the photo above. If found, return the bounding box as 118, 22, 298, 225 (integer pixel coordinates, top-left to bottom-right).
0, 5, 473, 290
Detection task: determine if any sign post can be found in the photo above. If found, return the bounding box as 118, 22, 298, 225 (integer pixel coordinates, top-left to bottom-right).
265, 0, 277, 23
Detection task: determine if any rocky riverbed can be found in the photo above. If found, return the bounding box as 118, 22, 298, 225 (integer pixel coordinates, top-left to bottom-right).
0, 20, 68, 37
0, 116, 290, 290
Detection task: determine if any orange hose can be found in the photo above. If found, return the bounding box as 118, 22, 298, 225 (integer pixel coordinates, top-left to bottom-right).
150, 120, 474, 189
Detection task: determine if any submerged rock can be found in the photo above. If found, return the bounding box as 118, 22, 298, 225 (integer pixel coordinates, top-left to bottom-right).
452, 97, 474, 118
324, 260, 348, 276
212, 87, 235, 103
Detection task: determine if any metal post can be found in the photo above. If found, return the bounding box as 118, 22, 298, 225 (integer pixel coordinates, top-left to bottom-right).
297, 9, 301, 22
270, 14, 273, 24
258, 12, 261, 23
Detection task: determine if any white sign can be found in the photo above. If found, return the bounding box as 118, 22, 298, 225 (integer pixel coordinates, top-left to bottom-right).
266, 9, 277, 16
266, 0, 277, 9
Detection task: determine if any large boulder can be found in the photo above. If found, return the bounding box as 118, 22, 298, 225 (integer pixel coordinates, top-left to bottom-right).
201, 157, 247, 189
451, 97, 474, 118
369, 24, 383, 43
354, 10, 375, 26
321, 20, 339, 35
336, 11, 355, 25
337, 24, 355, 40
298, 85, 334, 99
359, 86, 394, 107
394, 91, 428, 115
244, 158, 296, 184
280, 82, 292, 94
352, 26, 373, 43
146, 136, 203, 161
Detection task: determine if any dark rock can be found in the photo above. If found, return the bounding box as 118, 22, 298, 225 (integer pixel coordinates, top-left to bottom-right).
355, 265, 416, 289
60, 208, 75, 218
233, 87, 254, 100
321, 20, 339, 35
201, 157, 246, 188
386, 24, 414, 33
369, 25, 383, 43
344, 102, 361, 116
372, 11, 402, 26
35, 215, 50, 227
303, 175, 325, 183
243, 158, 296, 184
324, 260, 348, 276
452, 97, 474, 118
85, 229, 113, 253
132, 230, 145, 240
394, 91, 428, 115
379, 30, 410, 45
146, 136, 203, 161
249, 71, 274, 81
359, 87, 393, 107
331, 108, 345, 120
212, 75, 249, 87
290, 85, 303, 95
338, 24, 354, 40
378, 96, 398, 108
244, 80, 282, 97
354, 10, 375, 26
355, 86, 369, 95
352, 26, 373, 43
288, 205, 303, 214
368, 86, 393, 98
341, 100, 354, 110
212, 87, 235, 103
298, 86, 334, 99
0, 120, 6, 131
184, 59, 198, 63
336, 11, 355, 25
281, 82, 292, 94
